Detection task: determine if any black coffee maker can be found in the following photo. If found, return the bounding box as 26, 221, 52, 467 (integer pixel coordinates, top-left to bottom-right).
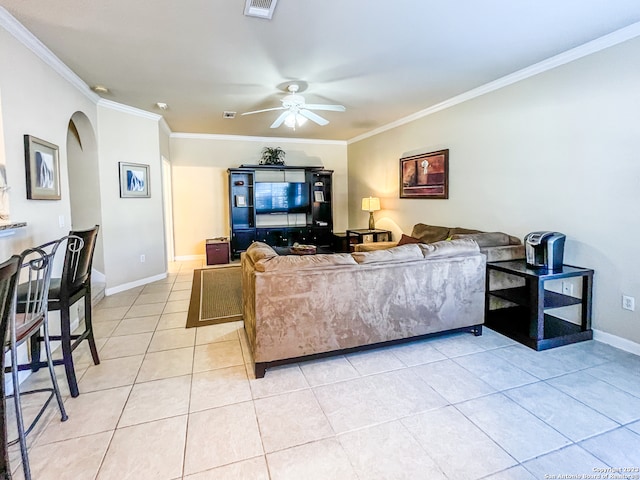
524, 231, 566, 271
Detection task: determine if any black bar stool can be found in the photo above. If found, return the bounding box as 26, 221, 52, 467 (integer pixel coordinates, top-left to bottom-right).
21, 226, 101, 398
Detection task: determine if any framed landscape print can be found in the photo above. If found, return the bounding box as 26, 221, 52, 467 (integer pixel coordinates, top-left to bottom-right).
119, 162, 150, 198
399, 149, 449, 199
24, 135, 61, 200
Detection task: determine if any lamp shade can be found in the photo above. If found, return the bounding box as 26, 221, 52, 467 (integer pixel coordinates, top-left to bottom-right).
361, 197, 380, 212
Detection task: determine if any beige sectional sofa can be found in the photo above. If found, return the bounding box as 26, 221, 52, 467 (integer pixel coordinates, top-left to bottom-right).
355, 223, 525, 262
242, 239, 488, 378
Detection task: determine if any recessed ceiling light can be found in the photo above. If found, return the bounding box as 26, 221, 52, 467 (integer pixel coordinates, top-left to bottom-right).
91, 85, 109, 94
156, 102, 169, 110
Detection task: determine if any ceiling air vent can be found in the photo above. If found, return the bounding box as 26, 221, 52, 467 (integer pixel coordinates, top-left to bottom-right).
244, 0, 278, 19
223, 111, 236, 119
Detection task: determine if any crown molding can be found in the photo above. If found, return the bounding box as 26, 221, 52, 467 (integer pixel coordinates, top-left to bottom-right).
348, 21, 640, 145
171, 132, 346, 146
97, 99, 162, 121
0, 7, 99, 104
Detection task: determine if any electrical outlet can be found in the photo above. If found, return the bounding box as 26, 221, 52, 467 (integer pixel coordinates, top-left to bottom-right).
140, 254, 146, 263
562, 281, 574, 297
622, 295, 635, 311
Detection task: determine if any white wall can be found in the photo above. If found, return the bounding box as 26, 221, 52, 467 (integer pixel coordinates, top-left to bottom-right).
0, 25, 97, 260
97, 104, 167, 291
347, 35, 640, 345
170, 135, 348, 258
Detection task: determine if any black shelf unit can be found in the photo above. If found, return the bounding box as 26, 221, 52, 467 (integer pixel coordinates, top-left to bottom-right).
485, 260, 594, 351
228, 166, 333, 258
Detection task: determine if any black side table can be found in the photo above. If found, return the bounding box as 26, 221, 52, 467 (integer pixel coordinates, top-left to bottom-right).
345, 229, 392, 251
485, 260, 593, 350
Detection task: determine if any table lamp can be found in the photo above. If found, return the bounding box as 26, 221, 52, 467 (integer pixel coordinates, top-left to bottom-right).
361, 196, 380, 230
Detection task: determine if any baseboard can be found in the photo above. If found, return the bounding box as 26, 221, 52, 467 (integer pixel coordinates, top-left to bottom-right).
174, 254, 205, 261
105, 273, 168, 296
92, 268, 106, 284
593, 328, 640, 356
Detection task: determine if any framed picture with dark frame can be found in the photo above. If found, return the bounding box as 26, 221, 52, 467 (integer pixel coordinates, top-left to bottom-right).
119, 162, 150, 198
399, 149, 449, 199
24, 134, 61, 200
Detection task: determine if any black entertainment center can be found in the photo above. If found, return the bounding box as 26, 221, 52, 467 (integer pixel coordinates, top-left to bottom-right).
228, 165, 333, 258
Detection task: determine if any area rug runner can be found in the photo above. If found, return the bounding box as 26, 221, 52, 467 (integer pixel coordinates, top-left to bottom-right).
186, 265, 243, 328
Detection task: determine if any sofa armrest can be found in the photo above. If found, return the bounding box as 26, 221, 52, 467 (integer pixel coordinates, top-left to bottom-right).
353, 241, 399, 252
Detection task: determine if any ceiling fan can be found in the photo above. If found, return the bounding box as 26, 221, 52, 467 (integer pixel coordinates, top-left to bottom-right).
241, 83, 345, 129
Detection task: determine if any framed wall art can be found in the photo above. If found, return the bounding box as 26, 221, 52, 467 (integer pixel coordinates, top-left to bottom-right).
24, 135, 61, 200
119, 162, 150, 198
399, 149, 449, 199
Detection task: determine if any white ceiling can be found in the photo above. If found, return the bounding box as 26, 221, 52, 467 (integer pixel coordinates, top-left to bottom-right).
3, 1, 640, 141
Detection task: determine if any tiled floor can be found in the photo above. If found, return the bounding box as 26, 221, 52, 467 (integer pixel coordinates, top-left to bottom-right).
7, 260, 640, 479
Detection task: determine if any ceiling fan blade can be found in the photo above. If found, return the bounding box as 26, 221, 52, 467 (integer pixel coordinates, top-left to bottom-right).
241, 106, 285, 116
302, 104, 346, 112
299, 109, 329, 126
270, 111, 290, 128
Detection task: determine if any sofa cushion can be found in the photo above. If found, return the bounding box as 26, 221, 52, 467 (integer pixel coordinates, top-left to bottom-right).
397, 234, 422, 246
245, 242, 277, 263
351, 244, 423, 264
450, 232, 512, 248
420, 238, 480, 258
410, 224, 450, 244
447, 227, 483, 237
254, 253, 356, 272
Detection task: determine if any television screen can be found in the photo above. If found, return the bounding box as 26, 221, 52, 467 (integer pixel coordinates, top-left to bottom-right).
255, 182, 310, 213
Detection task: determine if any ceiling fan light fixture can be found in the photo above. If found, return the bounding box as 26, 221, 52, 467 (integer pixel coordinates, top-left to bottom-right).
284, 112, 307, 129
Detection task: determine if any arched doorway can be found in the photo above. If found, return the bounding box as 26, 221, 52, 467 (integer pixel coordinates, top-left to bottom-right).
66, 112, 105, 275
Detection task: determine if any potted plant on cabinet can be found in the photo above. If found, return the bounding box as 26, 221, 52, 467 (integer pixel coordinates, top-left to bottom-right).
260, 147, 286, 165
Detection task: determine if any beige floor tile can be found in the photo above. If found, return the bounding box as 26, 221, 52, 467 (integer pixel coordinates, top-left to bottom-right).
69, 340, 105, 370
134, 292, 171, 306
338, 420, 447, 480
172, 281, 193, 291
137, 347, 194, 382
266, 437, 358, 480
111, 315, 160, 336
16, 431, 112, 480
99, 332, 152, 360
190, 365, 252, 413
177, 273, 196, 283
37, 386, 131, 444
125, 303, 165, 318
148, 327, 196, 352
119, 375, 191, 427
97, 416, 187, 480
195, 322, 242, 345
163, 299, 190, 314
184, 402, 263, 475
78, 355, 144, 392
255, 388, 334, 453
92, 320, 120, 339
142, 283, 174, 294
248, 364, 310, 399
168, 289, 192, 302
93, 306, 129, 322
17, 364, 73, 399
183, 456, 269, 479
193, 340, 244, 373
96, 294, 138, 309
157, 311, 188, 330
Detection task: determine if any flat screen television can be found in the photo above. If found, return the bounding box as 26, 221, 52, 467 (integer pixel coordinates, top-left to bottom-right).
255, 182, 310, 213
